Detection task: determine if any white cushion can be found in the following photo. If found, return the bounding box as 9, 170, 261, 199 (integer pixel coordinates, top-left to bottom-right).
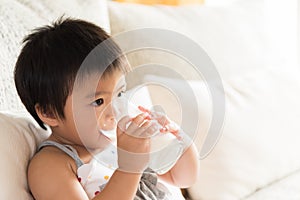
0, 112, 50, 200
108, 0, 293, 86
187, 67, 300, 199
108, 1, 300, 199
0, 0, 110, 112
144, 67, 300, 199
244, 171, 300, 200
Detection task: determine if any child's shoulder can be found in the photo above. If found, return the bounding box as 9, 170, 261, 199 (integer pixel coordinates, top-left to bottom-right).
28, 146, 78, 184
27, 146, 89, 199
30, 145, 78, 169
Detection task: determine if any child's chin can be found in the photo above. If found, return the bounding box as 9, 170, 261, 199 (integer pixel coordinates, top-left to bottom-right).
84, 134, 112, 152
100, 125, 116, 132
100, 119, 117, 131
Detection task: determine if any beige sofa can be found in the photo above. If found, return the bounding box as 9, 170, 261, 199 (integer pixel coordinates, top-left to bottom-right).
1, 0, 300, 199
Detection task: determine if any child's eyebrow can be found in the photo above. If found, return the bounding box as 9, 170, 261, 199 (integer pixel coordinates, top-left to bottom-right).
85, 84, 126, 99
85, 90, 110, 99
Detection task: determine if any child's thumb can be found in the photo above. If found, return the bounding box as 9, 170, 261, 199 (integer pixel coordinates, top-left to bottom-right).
116, 115, 131, 137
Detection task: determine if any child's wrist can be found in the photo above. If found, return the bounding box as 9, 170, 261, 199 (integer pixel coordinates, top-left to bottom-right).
115, 168, 143, 176
177, 129, 193, 152
117, 148, 149, 174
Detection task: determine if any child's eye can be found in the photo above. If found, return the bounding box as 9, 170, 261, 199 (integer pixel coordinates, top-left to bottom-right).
91, 98, 104, 107
117, 91, 125, 98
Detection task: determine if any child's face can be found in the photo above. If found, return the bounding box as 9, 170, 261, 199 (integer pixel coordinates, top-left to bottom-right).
56, 69, 126, 150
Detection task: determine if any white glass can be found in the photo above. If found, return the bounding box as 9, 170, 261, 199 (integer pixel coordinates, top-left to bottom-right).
97, 95, 184, 174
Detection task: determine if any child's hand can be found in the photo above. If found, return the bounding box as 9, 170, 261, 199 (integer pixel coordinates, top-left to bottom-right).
116, 112, 158, 173
138, 106, 181, 140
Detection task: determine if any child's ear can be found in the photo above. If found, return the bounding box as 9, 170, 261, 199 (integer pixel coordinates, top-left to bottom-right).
35, 104, 59, 127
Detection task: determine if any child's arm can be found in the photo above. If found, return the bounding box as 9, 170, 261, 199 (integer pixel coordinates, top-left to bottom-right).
28, 113, 154, 200
158, 143, 200, 188
139, 106, 200, 188
28, 151, 142, 200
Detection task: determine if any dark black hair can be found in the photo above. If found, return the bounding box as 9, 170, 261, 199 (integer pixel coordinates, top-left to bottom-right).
14, 17, 129, 130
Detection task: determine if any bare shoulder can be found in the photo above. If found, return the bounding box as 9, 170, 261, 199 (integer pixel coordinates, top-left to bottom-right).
28, 146, 77, 178
28, 147, 88, 200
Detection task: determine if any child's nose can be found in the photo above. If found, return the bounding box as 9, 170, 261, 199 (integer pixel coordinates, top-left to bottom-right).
101, 104, 117, 131
105, 103, 115, 117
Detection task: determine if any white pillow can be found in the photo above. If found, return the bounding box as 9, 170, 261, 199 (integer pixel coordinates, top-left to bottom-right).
0, 112, 50, 200
190, 67, 300, 199
108, 0, 290, 84
144, 67, 300, 199
0, 0, 110, 112
108, 2, 300, 199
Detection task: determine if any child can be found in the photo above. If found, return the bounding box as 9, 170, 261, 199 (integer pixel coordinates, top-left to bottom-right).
14, 18, 199, 200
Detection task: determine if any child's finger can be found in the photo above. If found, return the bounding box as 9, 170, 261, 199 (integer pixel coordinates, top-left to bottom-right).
132, 112, 149, 125
117, 115, 131, 136
142, 122, 159, 137
132, 120, 151, 137
137, 120, 159, 137
156, 115, 170, 127
159, 126, 168, 133
138, 106, 180, 138
138, 105, 170, 126
138, 105, 151, 114
126, 112, 149, 136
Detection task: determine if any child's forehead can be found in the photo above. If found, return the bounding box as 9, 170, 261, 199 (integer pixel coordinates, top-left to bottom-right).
72, 70, 126, 95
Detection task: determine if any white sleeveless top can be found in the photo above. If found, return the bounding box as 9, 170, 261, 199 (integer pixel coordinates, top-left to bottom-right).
38, 141, 184, 199
38, 141, 115, 198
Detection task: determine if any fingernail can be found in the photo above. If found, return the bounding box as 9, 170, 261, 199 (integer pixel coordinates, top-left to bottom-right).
142, 112, 148, 117
138, 105, 145, 111
138, 106, 151, 113
145, 115, 151, 120
160, 127, 168, 133
170, 129, 179, 135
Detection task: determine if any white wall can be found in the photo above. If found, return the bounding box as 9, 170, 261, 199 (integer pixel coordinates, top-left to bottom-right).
264, 0, 298, 68
205, 0, 239, 5
206, 0, 299, 68
298, 0, 300, 67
